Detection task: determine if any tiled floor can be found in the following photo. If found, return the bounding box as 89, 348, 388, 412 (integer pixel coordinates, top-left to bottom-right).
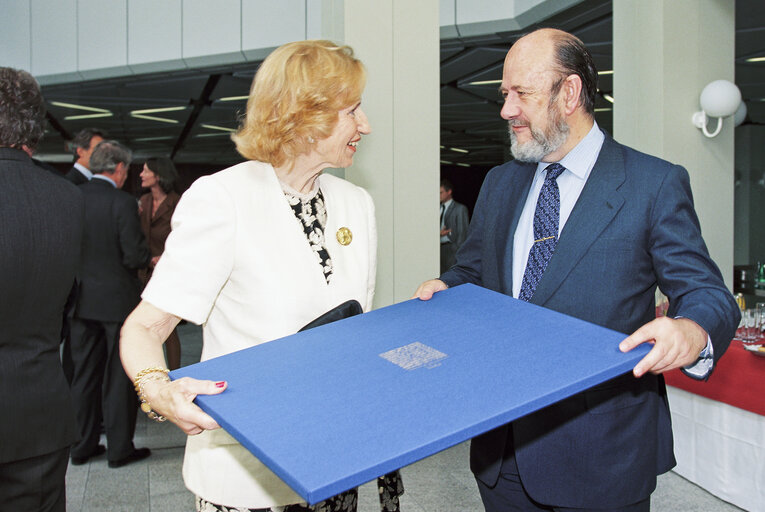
65, 324, 744, 511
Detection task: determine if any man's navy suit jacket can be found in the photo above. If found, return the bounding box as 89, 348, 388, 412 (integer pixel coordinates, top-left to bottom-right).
441, 133, 739, 509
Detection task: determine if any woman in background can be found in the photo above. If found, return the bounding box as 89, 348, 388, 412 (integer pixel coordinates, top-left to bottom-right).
121, 40, 403, 512
138, 157, 181, 370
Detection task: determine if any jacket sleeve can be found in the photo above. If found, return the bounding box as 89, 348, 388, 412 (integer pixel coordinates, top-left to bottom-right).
648, 163, 739, 365
440, 170, 501, 288
116, 195, 151, 270
448, 203, 470, 249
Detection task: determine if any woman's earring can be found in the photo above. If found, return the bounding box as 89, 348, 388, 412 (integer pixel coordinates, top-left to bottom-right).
307, 136, 315, 144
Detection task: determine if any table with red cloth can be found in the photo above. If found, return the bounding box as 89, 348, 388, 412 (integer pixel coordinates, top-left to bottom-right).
665, 339, 764, 511
664, 339, 765, 415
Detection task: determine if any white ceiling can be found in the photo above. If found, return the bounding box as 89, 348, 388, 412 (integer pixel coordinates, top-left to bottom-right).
36, 0, 765, 169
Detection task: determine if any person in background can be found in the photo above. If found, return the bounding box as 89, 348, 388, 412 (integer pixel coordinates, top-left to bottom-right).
439, 178, 470, 274
0, 66, 84, 511
415, 28, 738, 512
138, 157, 182, 370
64, 127, 106, 185
120, 40, 403, 512
60, 127, 107, 383
69, 140, 152, 469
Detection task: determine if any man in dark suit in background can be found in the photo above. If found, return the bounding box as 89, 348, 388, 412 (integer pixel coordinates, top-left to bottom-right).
415, 28, 739, 511
439, 178, 470, 274
0, 67, 84, 511
60, 127, 107, 384
64, 127, 106, 185
69, 140, 152, 468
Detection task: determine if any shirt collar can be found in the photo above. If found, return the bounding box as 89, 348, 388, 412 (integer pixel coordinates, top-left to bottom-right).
74, 162, 93, 179
442, 198, 453, 209
536, 121, 605, 180
92, 174, 117, 188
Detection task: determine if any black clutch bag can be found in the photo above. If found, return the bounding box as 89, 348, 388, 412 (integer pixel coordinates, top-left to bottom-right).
298, 299, 363, 332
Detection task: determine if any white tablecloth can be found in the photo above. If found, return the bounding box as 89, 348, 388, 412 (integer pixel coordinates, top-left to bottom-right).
667, 386, 765, 512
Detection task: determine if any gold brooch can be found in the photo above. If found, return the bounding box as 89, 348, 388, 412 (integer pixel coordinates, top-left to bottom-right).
336, 227, 352, 246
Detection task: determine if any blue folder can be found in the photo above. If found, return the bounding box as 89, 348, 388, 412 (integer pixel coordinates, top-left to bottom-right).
170, 283, 650, 504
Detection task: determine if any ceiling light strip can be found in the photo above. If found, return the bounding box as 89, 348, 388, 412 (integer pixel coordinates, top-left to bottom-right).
201, 124, 236, 132
467, 79, 502, 86
217, 95, 250, 102
50, 101, 111, 113
131, 106, 187, 114
134, 136, 175, 142
63, 113, 113, 120
131, 113, 179, 124
195, 132, 233, 138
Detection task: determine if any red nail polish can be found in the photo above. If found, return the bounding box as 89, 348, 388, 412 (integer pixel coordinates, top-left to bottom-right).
215, 381, 226, 388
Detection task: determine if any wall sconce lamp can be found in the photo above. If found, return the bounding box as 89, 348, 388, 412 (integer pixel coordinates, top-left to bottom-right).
691, 79, 743, 138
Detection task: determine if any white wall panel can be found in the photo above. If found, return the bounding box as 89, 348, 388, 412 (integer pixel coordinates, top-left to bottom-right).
455, 0, 515, 24
128, 0, 186, 74
77, 0, 130, 80
31, 0, 80, 84
0, 2, 32, 71
439, 0, 458, 38
345, 0, 440, 306
183, 0, 245, 66
442, 0, 582, 38
306, 0, 322, 40
241, 0, 306, 60
614, 0, 735, 288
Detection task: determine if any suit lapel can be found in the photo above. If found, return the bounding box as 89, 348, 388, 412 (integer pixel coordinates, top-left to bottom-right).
151, 193, 175, 224
496, 163, 536, 293
530, 135, 626, 306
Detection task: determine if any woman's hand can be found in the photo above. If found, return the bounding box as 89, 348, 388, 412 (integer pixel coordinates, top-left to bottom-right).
143, 376, 228, 435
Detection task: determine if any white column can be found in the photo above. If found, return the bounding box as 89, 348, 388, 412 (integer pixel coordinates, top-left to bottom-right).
327, 0, 440, 307
613, 0, 736, 289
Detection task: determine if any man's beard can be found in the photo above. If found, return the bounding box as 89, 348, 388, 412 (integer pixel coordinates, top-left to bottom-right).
508, 103, 570, 163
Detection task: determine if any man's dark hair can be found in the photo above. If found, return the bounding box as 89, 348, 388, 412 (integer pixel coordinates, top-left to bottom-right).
549, 32, 599, 116
440, 178, 454, 192
89, 140, 132, 174
0, 67, 46, 150
71, 127, 107, 155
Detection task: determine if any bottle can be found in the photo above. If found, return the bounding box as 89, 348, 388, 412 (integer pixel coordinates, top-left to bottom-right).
758, 262, 765, 290
735, 293, 745, 331
735, 292, 746, 311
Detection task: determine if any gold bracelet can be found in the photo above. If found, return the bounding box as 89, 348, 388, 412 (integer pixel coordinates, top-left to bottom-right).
133, 366, 169, 389
134, 367, 170, 422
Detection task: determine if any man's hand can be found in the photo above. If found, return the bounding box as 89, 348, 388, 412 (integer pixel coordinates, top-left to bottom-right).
440, 227, 451, 237
619, 317, 708, 378
412, 279, 448, 300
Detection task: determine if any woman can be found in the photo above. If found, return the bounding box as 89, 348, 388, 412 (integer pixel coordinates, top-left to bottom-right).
120, 40, 403, 512
138, 157, 182, 370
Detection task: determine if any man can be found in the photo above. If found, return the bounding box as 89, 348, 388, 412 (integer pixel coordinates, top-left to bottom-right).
60, 128, 106, 383
415, 29, 739, 511
69, 140, 152, 468
64, 127, 105, 185
0, 67, 84, 511
439, 178, 470, 274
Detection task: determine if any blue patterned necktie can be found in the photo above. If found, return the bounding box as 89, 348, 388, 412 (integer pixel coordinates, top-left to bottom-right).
519, 163, 566, 302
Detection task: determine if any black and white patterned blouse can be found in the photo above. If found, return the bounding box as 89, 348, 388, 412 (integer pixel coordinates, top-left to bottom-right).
283, 184, 333, 283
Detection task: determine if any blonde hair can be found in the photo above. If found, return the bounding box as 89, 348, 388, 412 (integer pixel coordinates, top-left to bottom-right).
232, 40, 366, 168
